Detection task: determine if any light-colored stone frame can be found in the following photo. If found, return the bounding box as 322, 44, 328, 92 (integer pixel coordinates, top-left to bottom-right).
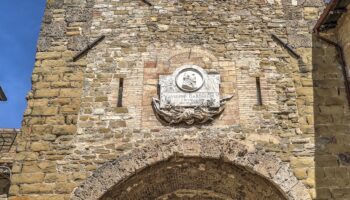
71, 138, 311, 200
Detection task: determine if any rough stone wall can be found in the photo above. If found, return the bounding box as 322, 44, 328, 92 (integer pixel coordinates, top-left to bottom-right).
72, 138, 311, 200
313, 5, 350, 200
336, 4, 350, 77
74, 0, 321, 198
8, 0, 94, 199
9, 0, 328, 199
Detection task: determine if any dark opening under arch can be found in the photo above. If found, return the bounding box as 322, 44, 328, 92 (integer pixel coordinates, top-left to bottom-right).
100, 157, 287, 200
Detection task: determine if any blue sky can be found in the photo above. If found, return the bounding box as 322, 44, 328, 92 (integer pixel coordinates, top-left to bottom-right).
0, 0, 46, 128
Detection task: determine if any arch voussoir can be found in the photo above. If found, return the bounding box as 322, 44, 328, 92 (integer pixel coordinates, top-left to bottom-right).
72, 138, 312, 200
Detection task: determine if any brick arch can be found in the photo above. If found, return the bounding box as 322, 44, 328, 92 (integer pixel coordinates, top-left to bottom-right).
167, 47, 219, 69
71, 138, 311, 200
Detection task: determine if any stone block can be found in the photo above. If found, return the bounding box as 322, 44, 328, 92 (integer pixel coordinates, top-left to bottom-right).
31, 106, 58, 116
293, 168, 308, 179
9, 184, 20, 196
303, 177, 315, 188
296, 88, 313, 96
331, 188, 350, 199
51, 81, 71, 88
45, 116, 65, 125
64, 72, 84, 81
41, 60, 66, 68
316, 155, 339, 167
36, 52, 62, 60
303, 7, 319, 20
109, 120, 127, 128
37, 37, 53, 52
52, 125, 77, 135
46, 0, 64, 9
44, 173, 67, 183
60, 105, 79, 114
22, 163, 40, 173
21, 183, 54, 194
11, 164, 22, 173
316, 188, 332, 199
72, 172, 88, 181
31, 125, 53, 135
38, 161, 56, 173
41, 21, 66, 37
30, 141, 50, 152
14, 152, 38, 161
95, 97, 108, 102
54, 182, 77, 194
114, 107, 128, 113
66, 6, 91, 22
46, 75, 60, 82
60, 89, 82, 98
290, 157, 314, 168
12, 173, 45, 184
68, 36, 89, 51
35, 89, 60, 98
144, 61, 157, 68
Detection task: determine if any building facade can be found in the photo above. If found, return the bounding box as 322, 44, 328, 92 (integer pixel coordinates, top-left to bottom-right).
4, 0, 350, 199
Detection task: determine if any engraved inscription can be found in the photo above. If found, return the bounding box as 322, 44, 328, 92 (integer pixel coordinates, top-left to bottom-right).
161, 92, 218, 107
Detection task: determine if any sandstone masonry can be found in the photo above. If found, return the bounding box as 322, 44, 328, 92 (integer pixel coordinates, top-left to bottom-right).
6, 0, 350, 200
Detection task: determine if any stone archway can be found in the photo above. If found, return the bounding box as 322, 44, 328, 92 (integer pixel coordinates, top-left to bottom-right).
71, 139, 311, 200
100, 156, 287, 200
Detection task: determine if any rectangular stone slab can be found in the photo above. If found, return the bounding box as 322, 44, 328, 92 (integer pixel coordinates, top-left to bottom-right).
159, 74, 220, 108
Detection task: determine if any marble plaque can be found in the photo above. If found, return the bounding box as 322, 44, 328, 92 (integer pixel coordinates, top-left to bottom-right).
152, 64, 233, 125
159, 65, 220, 108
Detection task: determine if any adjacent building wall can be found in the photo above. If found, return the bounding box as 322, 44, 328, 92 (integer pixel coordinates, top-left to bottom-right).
314, 4, 350, 199
336, 4, 350, 78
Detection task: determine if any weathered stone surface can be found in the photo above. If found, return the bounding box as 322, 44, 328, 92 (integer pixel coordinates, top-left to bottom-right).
66, 8, 92, 23
41, 60, 66, 68
35, 89, 59, 98
30, 142, 50, 152
11, 173, 45, 184
46, 0, 64, 9
36, 52, 61, 60
54, 183, 77, 194
41, 22, 66, 37
31, 106, 58, 116
52, 125, 76, 135
73, 139, 311, 200
68, 36, 88, 51
21, 183, 54, 194
12, 0, 350, 200
60, 89, 82, 98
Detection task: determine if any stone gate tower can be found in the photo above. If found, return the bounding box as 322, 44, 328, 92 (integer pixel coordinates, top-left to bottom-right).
7, 0, 350, 199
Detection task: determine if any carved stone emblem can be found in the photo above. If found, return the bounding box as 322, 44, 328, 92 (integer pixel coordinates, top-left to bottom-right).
176, 68, 204, 92
152, 65, 233, 125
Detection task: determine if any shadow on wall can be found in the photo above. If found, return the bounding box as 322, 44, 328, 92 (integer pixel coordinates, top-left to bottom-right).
0, 177, 10, 198
313, 34, 350, 199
